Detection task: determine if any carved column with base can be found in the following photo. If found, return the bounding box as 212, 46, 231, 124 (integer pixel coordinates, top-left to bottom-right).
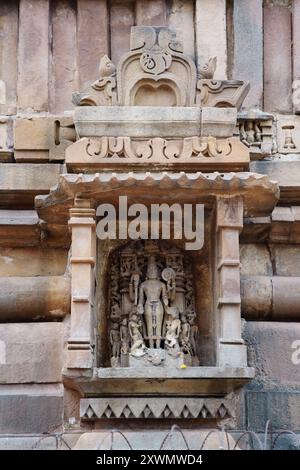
216, 196, 247, 367
67, 197, 96, 369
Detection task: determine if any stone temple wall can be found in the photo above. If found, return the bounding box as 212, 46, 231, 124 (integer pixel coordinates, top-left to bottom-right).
0, 0, 300, 450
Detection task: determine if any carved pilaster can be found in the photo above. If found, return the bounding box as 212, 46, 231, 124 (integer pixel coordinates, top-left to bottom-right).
67, 197, 96, 369
216, 196, 247, 367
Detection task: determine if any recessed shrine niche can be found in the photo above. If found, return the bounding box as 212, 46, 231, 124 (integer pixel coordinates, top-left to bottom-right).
33, 24, 281, 422
99, 239, 212, 371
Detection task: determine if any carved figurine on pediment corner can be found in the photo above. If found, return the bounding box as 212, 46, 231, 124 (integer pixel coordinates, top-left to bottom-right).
199, 56, 217, 80
72, 55, 117, 106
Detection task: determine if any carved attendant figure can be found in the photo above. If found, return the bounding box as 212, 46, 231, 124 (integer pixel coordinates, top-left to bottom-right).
180, 314, 192, 355
165, 318, 181, 354
129, 313, 146, 357
138, 256, 168, 348
120, 318, 129, 354
110, 322, 121, 366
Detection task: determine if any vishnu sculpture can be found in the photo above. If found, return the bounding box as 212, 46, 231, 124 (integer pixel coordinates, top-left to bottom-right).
108, 241, 199, 367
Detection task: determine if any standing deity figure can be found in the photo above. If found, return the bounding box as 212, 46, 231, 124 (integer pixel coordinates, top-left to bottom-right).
138, 256, 168, 348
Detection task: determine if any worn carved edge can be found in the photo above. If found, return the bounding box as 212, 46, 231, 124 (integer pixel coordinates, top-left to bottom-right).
80, 398, 234, 420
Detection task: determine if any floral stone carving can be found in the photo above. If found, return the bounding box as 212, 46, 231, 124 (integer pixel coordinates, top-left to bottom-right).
108, 241, 199, 368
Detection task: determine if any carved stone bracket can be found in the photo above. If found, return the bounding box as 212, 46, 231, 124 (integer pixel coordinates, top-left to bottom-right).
196, 80, 250, 110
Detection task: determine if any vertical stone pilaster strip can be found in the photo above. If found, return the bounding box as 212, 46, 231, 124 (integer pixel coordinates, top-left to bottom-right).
77, 0, 109, 90
110, 1, 135, 66
195, 0, 227, 79
0, 1, 18, 115
216, 197, 247, 367
18, 0, 49, 112
67, 198, 96, 369
293, 0, 300, 114
232, 0, 263, 108
50, 0, 77, 113
169, 0, 195, 60
264, 3, 292, 113
135, 0, 167, 26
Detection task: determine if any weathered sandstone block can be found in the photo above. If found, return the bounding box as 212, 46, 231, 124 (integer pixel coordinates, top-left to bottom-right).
243, 322, 300, 388
0, 323, 65, 383
240, 244, 273, 276
0, 277, 70, 322
232, 0, 263, 108
196, 0, 227, 79
0, 163, 62, 208
0, 247, 68, 276
135, 0, 167, 26
17, 0, 49, 111
0, 1, 18, 115
264, 4, 292, 112
50, 0, 77, 112
110, 1, 134, 66
169, 0, 195, 59
77, 0, 109, 89
0, 384, 63, 434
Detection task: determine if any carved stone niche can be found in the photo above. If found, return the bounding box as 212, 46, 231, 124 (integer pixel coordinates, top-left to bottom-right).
102, 240, 202, 370
35, 171, 280, 421
67, 26, 250, 173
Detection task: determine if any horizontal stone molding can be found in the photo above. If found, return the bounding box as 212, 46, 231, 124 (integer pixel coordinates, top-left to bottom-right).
0, 276, 70, 322
241, 275, 300, 321
66, 136, 249, 172
80, 397, 234, 420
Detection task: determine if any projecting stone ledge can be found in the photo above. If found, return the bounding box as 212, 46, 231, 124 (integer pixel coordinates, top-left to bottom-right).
35, 171, 279, 225
63, 366, 255, 397
0, 163, 63, 208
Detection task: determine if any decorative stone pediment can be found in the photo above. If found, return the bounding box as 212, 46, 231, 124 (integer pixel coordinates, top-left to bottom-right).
72, 26, 249, 110
68, 26, 250, 172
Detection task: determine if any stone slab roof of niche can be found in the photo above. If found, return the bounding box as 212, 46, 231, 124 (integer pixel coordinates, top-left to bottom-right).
67, 26, 251, 172
35, 172, 279, 225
